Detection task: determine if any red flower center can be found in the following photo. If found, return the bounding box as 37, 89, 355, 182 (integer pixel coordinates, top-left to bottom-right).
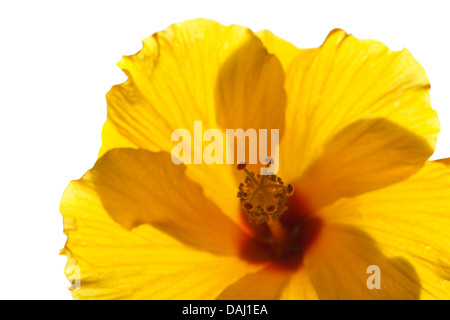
239, 188, 323, 272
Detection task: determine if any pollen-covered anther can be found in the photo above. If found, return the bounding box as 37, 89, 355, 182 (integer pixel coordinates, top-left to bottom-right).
237, 163, 294, 225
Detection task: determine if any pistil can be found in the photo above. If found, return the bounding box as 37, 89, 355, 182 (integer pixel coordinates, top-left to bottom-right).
237, 163, 294, 226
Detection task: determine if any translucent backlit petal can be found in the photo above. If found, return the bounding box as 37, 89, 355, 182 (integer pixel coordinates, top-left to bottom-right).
319, 161, 450, 299
215, 30, 286, 134
296, 118, 433, 209
216, 266, 291, 300
256, 29, 317, 72
280, 29, 439, 187
69, 148, 256, 255
60, 154, 262, 299
100, 19, 287, 225
435, 157, 450, 166
305, 224, 421, 299
278, 267, 319, 300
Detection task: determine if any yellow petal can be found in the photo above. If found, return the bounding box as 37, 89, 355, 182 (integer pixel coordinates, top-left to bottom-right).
320, 161, 450, 299
305, 224, 421, 299
278, 266, 319, 300
215, 29, 286, 134
256, 29, 317, 72
297, 118, 433, 209
216, 266, 291, 300
100, 19, 286, 225
71, 148, 254, 255
280, 29, 439, 184
60, 154, 262, 299
102, 18, 280, 153
435, 157, 450, 166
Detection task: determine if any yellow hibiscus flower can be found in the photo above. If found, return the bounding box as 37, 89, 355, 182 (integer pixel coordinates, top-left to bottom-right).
60, 18, 450, 299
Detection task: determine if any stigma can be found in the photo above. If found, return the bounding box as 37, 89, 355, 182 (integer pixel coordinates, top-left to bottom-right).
237, 163, 294, 225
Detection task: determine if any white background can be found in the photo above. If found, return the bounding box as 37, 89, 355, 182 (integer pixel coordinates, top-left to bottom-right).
0, 0, 449, 299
